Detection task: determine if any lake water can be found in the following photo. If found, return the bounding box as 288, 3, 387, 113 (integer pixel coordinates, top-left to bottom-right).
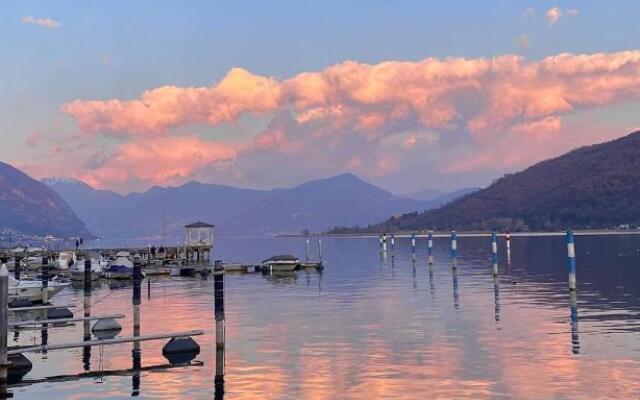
7, 235, 640, 399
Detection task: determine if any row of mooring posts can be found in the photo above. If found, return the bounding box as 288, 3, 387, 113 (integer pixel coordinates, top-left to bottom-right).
378, 229, 580, 354
380, 228, 579, 290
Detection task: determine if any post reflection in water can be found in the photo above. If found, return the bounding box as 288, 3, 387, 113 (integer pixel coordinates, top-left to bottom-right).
13, 236, 640, 399
214, 261, 225, 400
570, 291, 580, 355
452, 264, 459, 309
493, 275, 500, 323
412, 259, 417, 290
428, 264, 435, 298
132, 264, 142, 397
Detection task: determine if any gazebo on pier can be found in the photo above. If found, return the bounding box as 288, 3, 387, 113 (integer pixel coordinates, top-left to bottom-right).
184, 221, 214, 263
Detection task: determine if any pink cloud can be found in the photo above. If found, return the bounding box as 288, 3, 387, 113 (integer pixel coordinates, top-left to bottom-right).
77, 136, 238, 190
63, 68, 281, 135
546, 7, 561, 26
57, 50, 640, 190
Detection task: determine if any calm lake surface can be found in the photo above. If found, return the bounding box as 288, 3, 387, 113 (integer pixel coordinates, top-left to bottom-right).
8, 235, 640, 399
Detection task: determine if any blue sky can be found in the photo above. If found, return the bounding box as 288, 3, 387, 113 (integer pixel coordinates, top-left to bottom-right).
2, 1, 640, 193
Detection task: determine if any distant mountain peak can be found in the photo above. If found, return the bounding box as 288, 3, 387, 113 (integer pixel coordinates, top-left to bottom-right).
42, 176, 93, 188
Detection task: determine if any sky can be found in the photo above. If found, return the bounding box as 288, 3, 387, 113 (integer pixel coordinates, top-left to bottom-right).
2, 1, 640, 195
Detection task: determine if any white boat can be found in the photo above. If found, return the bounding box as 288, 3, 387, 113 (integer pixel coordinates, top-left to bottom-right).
8, 275, 69, 303
261, 255, 299, 271
57, 251, 76, 270
70, 256, 105, 281
105, 256, 134, 280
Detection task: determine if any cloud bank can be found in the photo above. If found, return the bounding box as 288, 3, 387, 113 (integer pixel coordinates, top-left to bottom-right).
51, 50, 640, 191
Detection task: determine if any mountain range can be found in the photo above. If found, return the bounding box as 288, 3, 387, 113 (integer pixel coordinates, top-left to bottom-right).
43, 173, 470, 239
0, 162, 91, 239
372, 130, 640, 232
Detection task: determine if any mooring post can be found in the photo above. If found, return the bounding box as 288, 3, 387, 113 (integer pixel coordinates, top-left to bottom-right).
42, 257, 49, 305
83, 257, 92, 371
491, 231, 498, 276
214, 260, 225, 348
390, 234, 395, 256
214, 260, 225, 399
305, 239, 310, 262
132, 260, 142, 395
506, 230, 511, 253
567, 229, 577, 291
317, 237, 323, 262
427, 231, 434, 265
0, 264, 9, 395
411, 233, 416, 260
382, 233, 387, 253
14, 256, 20, 281
450, 231, 457, 259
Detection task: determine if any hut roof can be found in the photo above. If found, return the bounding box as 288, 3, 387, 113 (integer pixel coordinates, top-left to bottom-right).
184, 221, 215, 228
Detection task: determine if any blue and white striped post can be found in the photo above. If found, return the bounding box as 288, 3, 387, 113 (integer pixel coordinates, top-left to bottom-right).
450, 231, 457, 258
411, 233, 416, 259
567, 229, 576, 291
382, 233, 387, 253
491, 231, 498, 276
427, 231, 434, 265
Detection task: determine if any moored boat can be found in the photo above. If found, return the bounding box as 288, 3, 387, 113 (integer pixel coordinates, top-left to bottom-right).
105, 256, 134, 280
57, 251, 76, 270
8, 275, 69, 303
69, 255, 106, 281
261, 255, 300, 271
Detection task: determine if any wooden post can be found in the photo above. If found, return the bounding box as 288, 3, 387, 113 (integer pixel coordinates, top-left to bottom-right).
83, 257, 92, 371
42, 257, 49, 305
13, 256, 20, 281
132, 260, 142, 395
0, 264, 8, 396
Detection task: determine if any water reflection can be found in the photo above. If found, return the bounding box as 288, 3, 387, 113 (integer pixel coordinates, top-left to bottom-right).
493, 275, 500, 323
452, 265, 459, 310
8, 235, 640, 399
570, 291, 580, 355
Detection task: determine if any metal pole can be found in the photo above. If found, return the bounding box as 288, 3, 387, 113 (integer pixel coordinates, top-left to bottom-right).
305, 239, 310, 262
318, 237, 323, 262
